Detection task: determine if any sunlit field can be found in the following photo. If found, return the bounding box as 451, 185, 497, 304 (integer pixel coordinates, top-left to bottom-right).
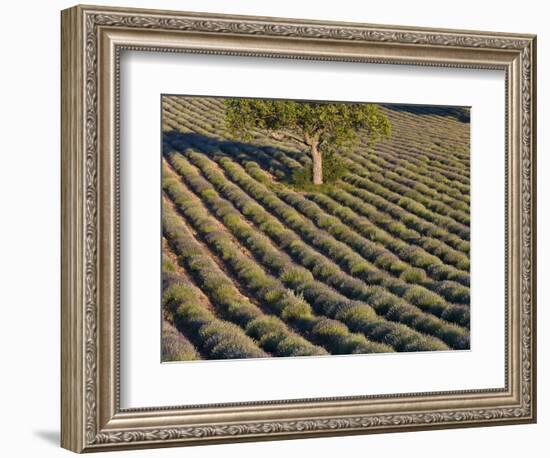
161, 96, 470, 361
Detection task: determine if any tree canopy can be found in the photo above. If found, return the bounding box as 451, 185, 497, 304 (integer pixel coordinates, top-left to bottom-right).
224, 99, 391, 185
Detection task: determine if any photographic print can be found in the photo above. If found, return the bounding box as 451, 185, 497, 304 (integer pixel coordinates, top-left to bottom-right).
161, 95, 471, 362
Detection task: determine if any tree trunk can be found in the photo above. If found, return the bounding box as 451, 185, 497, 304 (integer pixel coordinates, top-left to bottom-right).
311, 144, 323, 185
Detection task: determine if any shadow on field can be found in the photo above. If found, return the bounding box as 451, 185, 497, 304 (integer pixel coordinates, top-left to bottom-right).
163, 131, 306, 181
382, 104, 471, 123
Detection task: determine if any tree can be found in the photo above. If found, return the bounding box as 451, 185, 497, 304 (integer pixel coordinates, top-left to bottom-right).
224, 99, 391, 185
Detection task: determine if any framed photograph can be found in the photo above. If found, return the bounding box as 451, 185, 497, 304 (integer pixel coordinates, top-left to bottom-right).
61, 4, 537, 453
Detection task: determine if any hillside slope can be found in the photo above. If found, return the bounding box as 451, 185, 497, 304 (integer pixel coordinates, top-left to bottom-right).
161, 96, 471, 360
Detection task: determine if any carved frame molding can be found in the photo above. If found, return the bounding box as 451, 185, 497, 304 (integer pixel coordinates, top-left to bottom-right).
61, 5, 536, 452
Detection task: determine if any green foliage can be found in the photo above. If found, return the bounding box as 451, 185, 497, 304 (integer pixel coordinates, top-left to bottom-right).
225, 98, 391, 185
322, 149, 348, 183
290, 149, 349, 187
225, 99, 391, 146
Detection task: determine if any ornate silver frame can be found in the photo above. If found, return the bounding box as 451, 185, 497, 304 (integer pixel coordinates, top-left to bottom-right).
61, 4, 537, 453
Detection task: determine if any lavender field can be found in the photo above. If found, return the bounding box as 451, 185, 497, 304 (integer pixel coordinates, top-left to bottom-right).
161, 95, 470, 361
